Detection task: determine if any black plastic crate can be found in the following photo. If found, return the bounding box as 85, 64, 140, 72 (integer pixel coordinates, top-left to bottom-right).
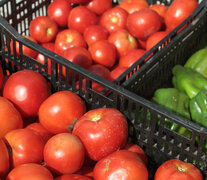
1, 0, 207, 179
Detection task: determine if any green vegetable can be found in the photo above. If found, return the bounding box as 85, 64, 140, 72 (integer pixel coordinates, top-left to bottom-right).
172, 65, 207, 99
184, 47, 207, 79
190, 90, 207, 128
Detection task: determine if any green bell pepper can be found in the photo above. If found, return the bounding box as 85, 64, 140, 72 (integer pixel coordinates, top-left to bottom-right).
184, 47, 207, 79
189, 90, 207, 128
172, 65, 207, 99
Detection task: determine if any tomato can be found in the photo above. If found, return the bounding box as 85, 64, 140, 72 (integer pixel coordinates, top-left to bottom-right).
25, 122, 54, 143
3, 70, 51, 119
88, 40, 117, 68
119, 0, 149, 14
67, 0, 91, 4
55, 29, 87, 56
126, 8, 162, 40
108, 29, 138, 58
6, 163, 53, 180
109, 65, 127, 82
100, 7, 129, 34
86, 0, 112, 15
29, 16, 58, 43
0, 65, 3, 90
39, 91, 86, 134
149, 4, 168, 19
5, 128, 45, 168
73, 108, 128, 161
0, 139, 9, 179
0, 97, 23, 138
155, 159, 203, 180
68, 6, 98, 34
93, 150, 148, 180
55, 174, 92, 180
44, 133, 85, 174
83, 25, 109, 46
119, 49, 146, 68
47, 0, 72, 27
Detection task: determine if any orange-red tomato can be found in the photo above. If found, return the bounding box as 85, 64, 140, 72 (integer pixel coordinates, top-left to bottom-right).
55, 174, 92, 180
0, 139, 9, 179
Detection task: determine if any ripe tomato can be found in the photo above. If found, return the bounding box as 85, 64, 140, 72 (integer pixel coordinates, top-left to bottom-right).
6, 163, 53, 180
3, 70, 51, 118
68, 6, 98, 34
109, 65, 127, 82
44, 133, 85, 174
67, 0, 91, 4
5, 128, 45, 168
149, 4, 168, 19
0, 139, 9, 179
55, 29, 87, 56
88, 40, 117, 68
100, 7, 128, 34
155, 159, 203, 180
93, 150, 148, 180
0, 96, 23, 138
39, 91, 86, 134
165, 0, 198, 31
108, 29, 138, 57
86, 0, 112, 15
73, 108, 128, 161
55, 174, 92, 180
126, 8, 162, 40
29, 16, 58, 43
47, 0, 72, 27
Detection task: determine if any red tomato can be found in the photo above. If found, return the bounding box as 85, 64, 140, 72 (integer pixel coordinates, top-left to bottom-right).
3, 70, 51, 118
149, 4, 168, 19
55, 29, 87, 56
44, 133, 85, 174
127, 9, 162, 40
73, 108, 128, 161
146, 31, 169, 51
100, 7, 129, 34
124, 142, 148, 166
47, 0, 72, 27
29, 16, 58, 43
83, 25, 109, 46
109, 65, 127, 82
6, 163, 53, 180
119, 49, 146, 68
0, 97, 23, 138
5, 128, 45, 168
68, 6, 98, 34
155, 159, 203, 180
36, 42, 55, 75
119, 0, 149, 14
93, 150, 148, 180
108, 29, 138, 57
39, 91, 86, 134
55, 174, 92, 180
88, 40, 117, 68
86, 0, 112, 15
67, 0, 91, 4
26, 122, 54, 143
0, 139, 9, 179
0, 65, 3, 90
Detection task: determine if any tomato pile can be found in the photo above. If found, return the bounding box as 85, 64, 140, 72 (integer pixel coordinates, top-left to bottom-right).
14, 0, 198, 90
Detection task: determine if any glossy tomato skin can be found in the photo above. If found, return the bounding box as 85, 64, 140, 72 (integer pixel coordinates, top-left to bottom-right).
68, 6, 98, 34
5, 128, 45, 168
44, 133, 85, 175
47, 0, 72, 27
39, 91, 86, 134
100, 7, 129, 34
93, 150, 148, 180
0, 139, 9, 179
55, 174, 92, 180
3, 70, 51, 118
73, 108, 128, 161
165, 0, 198, 31
55, 29, 87, 56
6, 163, 53, 180
0, 97, 23, 138
88, 40, 117, 68
155, 159, 203, 180
86, 0, 112, 15
127, 8, 162, 41
29, 16, 58, 43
